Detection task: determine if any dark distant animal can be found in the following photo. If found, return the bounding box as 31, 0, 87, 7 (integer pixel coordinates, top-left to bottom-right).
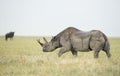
5, 32, 15, 41
37, 27, 111, 58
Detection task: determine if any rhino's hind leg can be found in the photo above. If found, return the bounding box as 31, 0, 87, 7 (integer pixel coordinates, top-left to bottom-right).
94, 50, 100, 58
106, 51, 111, 58
58, 47, 70, 57
103, 49, 111, 58
94, 47, 102, 58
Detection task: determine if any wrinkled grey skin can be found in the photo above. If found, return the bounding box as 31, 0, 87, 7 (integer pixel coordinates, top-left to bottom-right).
37, 27, 111, 58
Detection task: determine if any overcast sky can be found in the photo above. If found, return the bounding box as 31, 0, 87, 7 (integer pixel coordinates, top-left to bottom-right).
0, 0, 120, 37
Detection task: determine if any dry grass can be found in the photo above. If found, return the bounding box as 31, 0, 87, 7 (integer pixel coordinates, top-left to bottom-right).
0, 36, 120, 76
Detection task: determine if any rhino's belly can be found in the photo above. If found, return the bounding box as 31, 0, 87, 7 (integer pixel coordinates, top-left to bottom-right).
74, 46, 90, 52
78, 49, 91, 52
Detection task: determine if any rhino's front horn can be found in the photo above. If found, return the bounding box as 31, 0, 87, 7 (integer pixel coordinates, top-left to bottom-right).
37, 39, 44, 47
43, 37, 48, 43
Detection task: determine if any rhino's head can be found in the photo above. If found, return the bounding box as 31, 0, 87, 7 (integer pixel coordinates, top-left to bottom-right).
37, 37, 60, 52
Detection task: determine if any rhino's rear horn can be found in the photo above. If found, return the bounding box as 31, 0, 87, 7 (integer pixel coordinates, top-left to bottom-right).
37, 39, 44, 46
43, 37, 48, 43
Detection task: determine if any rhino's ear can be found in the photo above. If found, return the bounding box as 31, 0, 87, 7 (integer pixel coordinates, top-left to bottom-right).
37, 39, 44, 47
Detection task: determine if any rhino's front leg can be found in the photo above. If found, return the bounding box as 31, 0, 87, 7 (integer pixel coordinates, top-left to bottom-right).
58, 47, 70, 57
71, 50, 78, 57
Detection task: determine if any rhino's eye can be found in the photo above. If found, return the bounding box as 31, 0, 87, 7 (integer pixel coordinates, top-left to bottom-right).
52, 37, 57, 41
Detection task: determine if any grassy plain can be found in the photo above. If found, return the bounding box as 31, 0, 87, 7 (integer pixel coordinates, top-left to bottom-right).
0, 36, 120, 76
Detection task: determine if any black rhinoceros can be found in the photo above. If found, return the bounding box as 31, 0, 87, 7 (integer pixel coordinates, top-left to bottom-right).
37, 27, 111, 58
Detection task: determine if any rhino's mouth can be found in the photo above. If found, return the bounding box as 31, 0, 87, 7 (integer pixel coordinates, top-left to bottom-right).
43, 48, 55, 52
